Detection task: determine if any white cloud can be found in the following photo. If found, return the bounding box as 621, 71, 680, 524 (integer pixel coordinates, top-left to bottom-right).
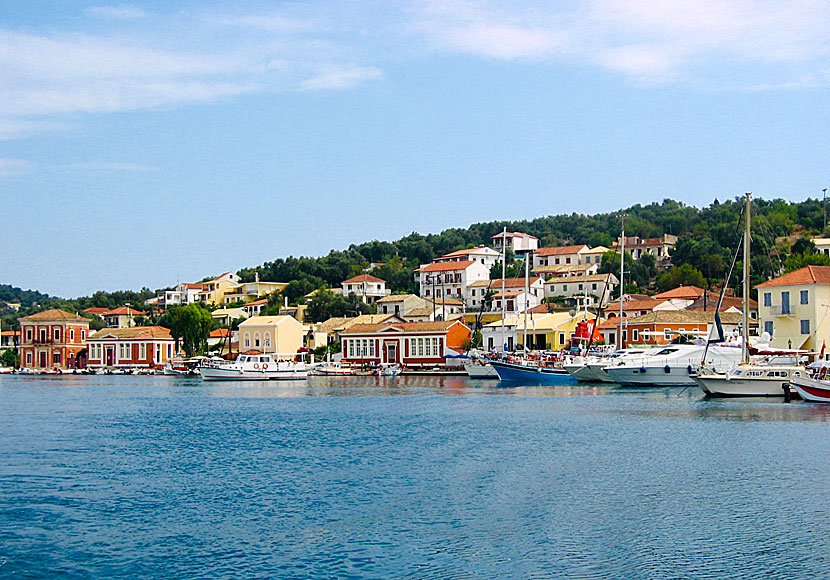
86, 5, 148, 20
412, 0, 830, 84
300, 65, 382, 90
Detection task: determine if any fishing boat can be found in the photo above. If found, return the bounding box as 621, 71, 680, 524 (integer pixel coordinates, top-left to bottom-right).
489, 358, 574, 384
200, 353, 307, 381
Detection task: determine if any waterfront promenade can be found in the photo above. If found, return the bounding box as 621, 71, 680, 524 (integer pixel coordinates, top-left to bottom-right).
1, 374, 828, 579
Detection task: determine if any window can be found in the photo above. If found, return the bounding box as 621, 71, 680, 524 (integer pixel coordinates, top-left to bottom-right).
264, 333, 271, 348
586, 256, 591, 263
53, 352, 61, 365
26, 352, 32, 365
558, 332, 566, 345
54, 328, 61, 342
139, 343, 146, 360
763, 292, 771, 307
801, 319, 810, 335
81, 330, 86, 340
578, 284, 583, 291
26, 328, 32, 341
782, 291, 790, 314
70, 329, 75, 341
664, 329, 672, 341
801, 290, 809, 305
563, 285, 567, 292
633, 329, 639, 341
592, 283, 597, 290
348, 340, 354, 357
244, 333, 250, 348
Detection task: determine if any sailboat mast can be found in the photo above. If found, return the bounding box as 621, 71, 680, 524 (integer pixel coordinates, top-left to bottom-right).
501, 227, 506, 352
618, 215, 625, 349
524, 247, 529, 352
743, 192, 751, 363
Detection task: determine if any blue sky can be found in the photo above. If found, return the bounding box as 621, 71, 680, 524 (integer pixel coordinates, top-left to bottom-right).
1, 1, 828, 297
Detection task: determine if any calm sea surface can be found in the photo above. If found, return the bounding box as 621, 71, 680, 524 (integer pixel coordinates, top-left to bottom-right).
1, 374, 829, 579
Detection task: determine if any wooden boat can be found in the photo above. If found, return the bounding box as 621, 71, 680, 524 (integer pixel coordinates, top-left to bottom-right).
489, 359, 573, 384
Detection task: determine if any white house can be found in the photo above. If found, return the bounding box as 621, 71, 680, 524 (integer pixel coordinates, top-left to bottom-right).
812, 238, 830, 256
532, 245, 589, 270
491, 231, 539, 254
341, 274, 391, 304
157, 283, 204, 308
467, 276, 545, 310
415, 260, 490, 308
491, 290, 540, 314
544, 273, 619, 306
432, 246, 501, 270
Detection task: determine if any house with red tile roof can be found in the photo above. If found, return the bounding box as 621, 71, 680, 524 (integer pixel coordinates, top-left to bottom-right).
467, 276, 545, 310
102, 305, 146, 328
18, 309, 90, 370
341, 274, 391, 304
597, 311, 749, 348
87, 326, 175, 370
340, 320, 471, 368
756, 265, 830, 350
415, 260, 489, 308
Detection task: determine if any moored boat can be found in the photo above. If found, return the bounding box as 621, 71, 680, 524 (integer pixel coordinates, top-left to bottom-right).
695, 360, 805, 397
789, 376, 830, 402
200, 354, 307, 381
489, 358, 574, 384
464, 358, 498, 379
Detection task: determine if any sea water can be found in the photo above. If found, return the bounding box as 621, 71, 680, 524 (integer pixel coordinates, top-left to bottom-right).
1, 374, 829, 579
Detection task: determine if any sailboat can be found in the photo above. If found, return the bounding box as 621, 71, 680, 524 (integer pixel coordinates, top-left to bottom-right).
694, 192, 807, 397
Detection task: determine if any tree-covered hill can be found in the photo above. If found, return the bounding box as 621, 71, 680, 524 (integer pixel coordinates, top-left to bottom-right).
239, 196, 827, 300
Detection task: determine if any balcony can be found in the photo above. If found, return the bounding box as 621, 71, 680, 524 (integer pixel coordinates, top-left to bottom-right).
32, 338, 54, 345
768, 306, 792, 316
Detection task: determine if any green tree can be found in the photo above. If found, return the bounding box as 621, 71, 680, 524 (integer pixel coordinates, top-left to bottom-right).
1, 349, 18, 368
160, 304, 213, 356
783, 251, 830, 273
657, 264, 707, 292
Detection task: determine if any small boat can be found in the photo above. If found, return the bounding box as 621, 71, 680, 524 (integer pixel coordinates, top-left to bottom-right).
789, 376, 830, 402
375, 363, 402, 376
464, 358, 498, 379
489, 358, 574, 384
200, 353, 307, 381
313, 363, 357, 376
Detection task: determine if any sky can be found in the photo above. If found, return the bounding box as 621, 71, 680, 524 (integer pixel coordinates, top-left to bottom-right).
1, 0, 828, 298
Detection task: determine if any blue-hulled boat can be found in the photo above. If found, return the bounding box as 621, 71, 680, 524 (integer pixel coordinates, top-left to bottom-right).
489, 359, 576, 384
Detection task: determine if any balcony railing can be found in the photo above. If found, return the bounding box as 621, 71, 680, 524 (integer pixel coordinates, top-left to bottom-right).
768, 306, 792, 316
32, 338, 54, 345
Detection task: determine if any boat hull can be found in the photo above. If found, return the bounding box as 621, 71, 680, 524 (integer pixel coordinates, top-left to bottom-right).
606, 365, 696, 387
790, 376, 830, 402
564, 363, 614, 383
465, 363, 498, 379
489, 360, 574, 385
200, 367, 307, 381
695, 374, 791, 397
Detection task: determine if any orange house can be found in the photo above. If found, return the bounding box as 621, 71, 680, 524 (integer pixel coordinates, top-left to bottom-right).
340, 320, 471, 368
18, 309, 90, 370
86, 326, 175, 370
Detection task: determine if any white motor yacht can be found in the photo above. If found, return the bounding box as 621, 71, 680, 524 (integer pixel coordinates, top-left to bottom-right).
605, 342, 742, 387
200, 354, 307, 381
694, 356, 806, 397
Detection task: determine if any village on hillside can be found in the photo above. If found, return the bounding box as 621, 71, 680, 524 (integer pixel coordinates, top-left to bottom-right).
3, 227, 830, 374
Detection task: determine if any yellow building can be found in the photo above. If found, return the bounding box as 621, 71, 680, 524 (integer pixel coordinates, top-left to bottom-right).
757, 265, 830, 350
483, 311, 600, 352
238, 315, 304, 358
197, 272, 240, 306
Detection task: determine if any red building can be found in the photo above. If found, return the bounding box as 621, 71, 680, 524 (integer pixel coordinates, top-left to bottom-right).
18, 309, 90, 370
340, 320, 471, 367
86, 326, 175, 370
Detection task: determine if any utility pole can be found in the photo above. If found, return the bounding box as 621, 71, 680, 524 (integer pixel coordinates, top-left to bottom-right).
824, 188, 827, 232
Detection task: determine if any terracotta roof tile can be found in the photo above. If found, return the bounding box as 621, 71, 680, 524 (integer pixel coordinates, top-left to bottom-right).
417, 260, 476, 272
534, 245, 589, 257
342, 274, 386, 284
19, 309, 88, 323
756, 265, 830, 287
653, 285, 705, 300
103, 306, 146, 316
87, 326, 172, 340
